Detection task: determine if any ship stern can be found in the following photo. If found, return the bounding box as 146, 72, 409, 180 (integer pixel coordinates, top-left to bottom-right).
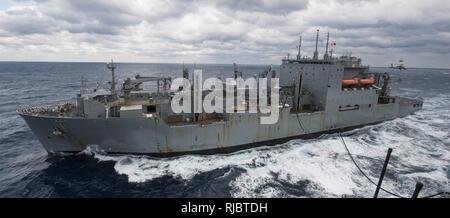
397, 97, 423, 117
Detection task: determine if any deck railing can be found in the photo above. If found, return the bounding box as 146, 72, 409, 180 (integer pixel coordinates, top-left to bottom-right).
17, 101, 77, 117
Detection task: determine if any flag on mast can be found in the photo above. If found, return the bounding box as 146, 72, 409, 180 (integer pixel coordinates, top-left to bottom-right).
330, 40, 337, 48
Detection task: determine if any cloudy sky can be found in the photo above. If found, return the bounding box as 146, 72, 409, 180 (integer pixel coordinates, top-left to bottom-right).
0, 0, 449, 68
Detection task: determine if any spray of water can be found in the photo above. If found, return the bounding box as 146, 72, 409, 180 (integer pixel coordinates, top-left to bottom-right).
88, 94, 449, 197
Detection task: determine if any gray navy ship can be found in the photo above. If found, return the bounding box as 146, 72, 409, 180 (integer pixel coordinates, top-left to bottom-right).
17, 30, 423, 156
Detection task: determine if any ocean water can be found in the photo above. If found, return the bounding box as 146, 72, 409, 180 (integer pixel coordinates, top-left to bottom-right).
0, 62, 448, 197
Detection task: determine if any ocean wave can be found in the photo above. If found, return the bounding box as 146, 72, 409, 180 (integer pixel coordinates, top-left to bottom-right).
85, 93, 450, 198
3, 64, 449, 198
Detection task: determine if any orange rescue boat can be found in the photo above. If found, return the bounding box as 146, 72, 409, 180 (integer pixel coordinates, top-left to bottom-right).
342, 77, 375, 86
342, 78, 359, 86
360, 77, 375, 85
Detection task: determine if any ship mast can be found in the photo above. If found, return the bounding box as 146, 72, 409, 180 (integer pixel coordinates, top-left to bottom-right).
313, 29, 319, 60
107, 59, 117, 95
233, 63, 242, 79
297, 35, 302, 60
324, 32, 329, 60
182, 62, 189, 80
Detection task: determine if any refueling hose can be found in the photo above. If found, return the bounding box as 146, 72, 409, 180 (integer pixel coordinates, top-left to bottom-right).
338, 131, 449, 198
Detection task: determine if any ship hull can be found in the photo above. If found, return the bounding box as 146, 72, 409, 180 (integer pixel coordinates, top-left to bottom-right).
19, 97, 422, 156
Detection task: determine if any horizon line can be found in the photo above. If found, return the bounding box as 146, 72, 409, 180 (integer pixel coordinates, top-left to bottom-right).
0, 60, 449, 70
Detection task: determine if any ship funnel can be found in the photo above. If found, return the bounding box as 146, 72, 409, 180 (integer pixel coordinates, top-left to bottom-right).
313, 29, 319, 60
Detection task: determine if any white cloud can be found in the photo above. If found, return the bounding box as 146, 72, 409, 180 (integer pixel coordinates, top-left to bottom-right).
0, 0, 449, 68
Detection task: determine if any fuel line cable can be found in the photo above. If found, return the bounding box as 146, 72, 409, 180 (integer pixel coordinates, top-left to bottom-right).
292, 110, 448, 198
338, 131, 449, 198
295, 111, 306, 133
338, 132, 406, 198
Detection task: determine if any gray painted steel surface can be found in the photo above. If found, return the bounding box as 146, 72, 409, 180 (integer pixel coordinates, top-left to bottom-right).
17, 38, 423, 156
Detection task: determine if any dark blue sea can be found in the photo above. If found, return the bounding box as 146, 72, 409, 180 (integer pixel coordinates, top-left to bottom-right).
0, 62, 448, 197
